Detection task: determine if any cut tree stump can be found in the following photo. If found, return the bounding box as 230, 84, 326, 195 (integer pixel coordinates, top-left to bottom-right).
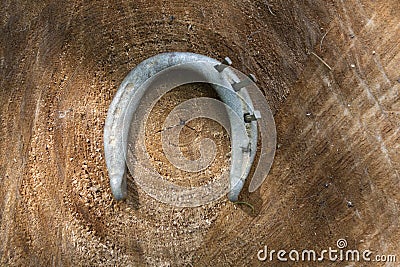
0, 0, 399, 266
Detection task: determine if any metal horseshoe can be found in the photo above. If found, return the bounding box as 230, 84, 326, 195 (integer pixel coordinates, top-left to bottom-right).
104, 52, 266, 204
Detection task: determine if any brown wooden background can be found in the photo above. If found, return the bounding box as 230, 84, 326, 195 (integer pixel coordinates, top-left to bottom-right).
0, 0, 399, 266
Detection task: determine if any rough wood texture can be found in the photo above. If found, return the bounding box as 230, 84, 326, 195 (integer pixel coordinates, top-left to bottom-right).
0, 0, 399, 266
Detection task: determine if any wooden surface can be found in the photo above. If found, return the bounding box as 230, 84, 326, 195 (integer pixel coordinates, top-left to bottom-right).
0, 0, 399, 266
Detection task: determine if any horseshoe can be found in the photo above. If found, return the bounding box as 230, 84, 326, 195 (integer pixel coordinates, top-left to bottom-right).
104, 52, 260, 203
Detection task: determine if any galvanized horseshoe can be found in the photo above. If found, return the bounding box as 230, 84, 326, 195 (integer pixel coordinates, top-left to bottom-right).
104, 52, 265, 204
